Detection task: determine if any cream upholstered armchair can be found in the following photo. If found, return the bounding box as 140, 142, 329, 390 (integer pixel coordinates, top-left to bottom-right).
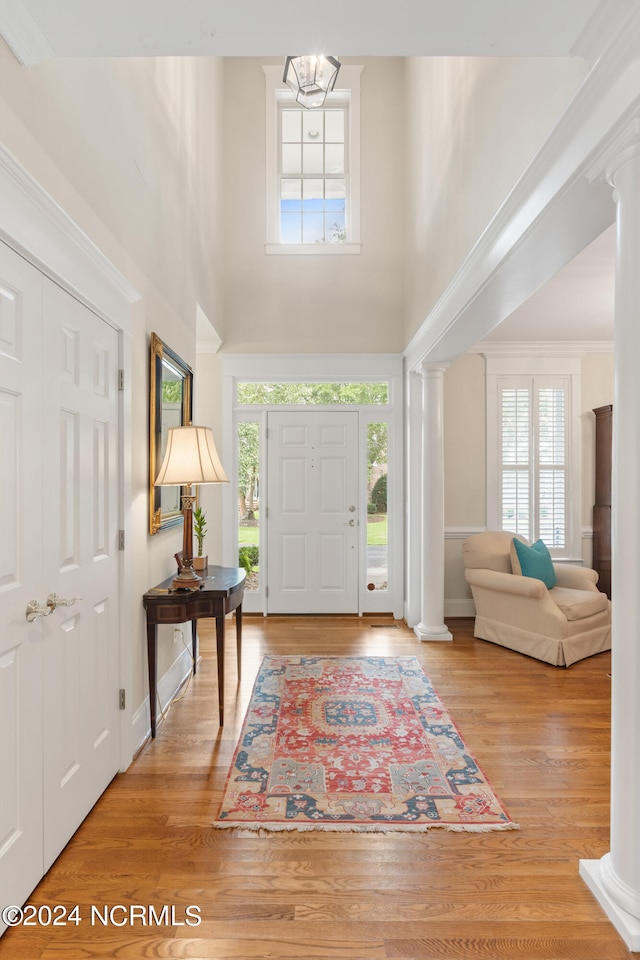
462, 531, 611, 666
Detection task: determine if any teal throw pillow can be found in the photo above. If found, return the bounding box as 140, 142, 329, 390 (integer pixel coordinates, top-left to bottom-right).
512, 538, 557, 589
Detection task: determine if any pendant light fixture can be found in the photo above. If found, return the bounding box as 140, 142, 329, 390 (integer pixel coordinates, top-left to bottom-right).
283, 55, 341, 109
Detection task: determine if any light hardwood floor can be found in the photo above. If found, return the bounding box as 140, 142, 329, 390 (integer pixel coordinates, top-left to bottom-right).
1, 616, 625, 959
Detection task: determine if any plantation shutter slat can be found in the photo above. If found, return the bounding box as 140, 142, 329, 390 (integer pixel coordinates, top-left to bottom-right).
500, 387, 530, 538
537, 387, 566, 548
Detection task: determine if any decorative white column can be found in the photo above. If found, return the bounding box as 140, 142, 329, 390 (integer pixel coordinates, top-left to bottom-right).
580, 142, 640, 951
414, 362, 452, 642
405, 369, 424, 627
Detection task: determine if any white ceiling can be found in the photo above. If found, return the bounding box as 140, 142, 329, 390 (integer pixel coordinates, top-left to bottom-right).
0, 0, 621, 344
484, 225, 615, 343
0, 0, 613, 59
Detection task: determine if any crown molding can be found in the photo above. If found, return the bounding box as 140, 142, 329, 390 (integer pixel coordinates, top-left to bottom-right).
469, 340, 614, 357
0, 0, 55, 65
572, 0, 640, 63
0, 142, 140, 326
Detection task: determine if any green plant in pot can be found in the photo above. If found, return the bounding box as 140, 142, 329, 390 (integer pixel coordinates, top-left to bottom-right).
193, 505, 208, 570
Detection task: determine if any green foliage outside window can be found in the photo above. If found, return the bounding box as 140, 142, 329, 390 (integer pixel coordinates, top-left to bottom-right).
371, 473, 387, 512
237, 382, 388, 405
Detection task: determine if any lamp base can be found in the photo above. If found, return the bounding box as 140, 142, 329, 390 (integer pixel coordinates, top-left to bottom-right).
171, 565, 203, 591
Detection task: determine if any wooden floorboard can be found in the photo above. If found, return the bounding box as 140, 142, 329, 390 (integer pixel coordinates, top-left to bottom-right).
1, 615, 625, 959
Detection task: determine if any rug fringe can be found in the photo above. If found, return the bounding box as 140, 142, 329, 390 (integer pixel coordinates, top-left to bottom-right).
212, 820, 520, 834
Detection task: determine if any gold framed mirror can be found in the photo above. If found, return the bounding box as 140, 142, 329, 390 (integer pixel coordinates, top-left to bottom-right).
149, 332, 193, 535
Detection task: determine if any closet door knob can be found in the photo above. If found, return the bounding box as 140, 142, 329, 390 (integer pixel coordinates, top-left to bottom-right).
25, 600, 53, 622
47, 592, 83, 611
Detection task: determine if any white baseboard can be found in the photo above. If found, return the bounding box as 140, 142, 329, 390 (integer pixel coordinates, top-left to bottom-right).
580, 858, 640, 951
131, 646, 194, 752
445, 599, 476, 617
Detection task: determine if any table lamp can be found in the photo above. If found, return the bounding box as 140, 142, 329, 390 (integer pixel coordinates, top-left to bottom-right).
155, 425, 228, 590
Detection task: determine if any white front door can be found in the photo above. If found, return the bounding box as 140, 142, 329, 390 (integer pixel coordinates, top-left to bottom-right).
0, 242, 121, 922
267, 411, 359, 613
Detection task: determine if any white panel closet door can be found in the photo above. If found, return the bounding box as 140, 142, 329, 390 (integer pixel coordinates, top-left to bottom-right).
0, 242, 121, 925
0, 244, 45, 918
267, 411, 359, 613
41, 282, 120, 870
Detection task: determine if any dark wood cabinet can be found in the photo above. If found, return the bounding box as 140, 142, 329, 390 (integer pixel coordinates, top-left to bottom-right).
592, 404, 612, 599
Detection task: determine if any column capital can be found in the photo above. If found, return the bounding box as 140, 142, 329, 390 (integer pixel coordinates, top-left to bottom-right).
590, 118, 640, 190
585, 117, 640, 186
419, 361, 450, 379
607, 142, 640, 193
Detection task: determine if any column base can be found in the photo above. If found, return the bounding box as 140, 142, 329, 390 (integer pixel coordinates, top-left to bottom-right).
414, 622, 453, 642
580, 857, 640, 951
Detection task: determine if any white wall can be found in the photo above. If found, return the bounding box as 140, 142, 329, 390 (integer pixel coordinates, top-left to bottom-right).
403, 56, 590, 345
581, 351, 615, 567
0, 39, 225, 732
221, 57, 406, 354
194, 348, 227, 564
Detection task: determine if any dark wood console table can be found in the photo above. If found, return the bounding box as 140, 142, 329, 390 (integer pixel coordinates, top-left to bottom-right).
143, 566, 246, 738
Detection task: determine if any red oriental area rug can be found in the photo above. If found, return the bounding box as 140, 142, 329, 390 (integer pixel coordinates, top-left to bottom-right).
214, 656, 517, 833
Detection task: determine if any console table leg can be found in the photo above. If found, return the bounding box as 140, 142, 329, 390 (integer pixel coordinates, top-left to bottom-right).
215, 614, 225, 726
147, 623, 158, 739
236, 604, 242, 679
191, 619, 198, 674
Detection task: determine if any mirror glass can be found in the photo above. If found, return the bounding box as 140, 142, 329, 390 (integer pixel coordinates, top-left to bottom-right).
149, 332, 193, 534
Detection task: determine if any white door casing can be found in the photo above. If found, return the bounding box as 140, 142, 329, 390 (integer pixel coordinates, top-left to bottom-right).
267, 411, 359, 614
0, 241, 121, 920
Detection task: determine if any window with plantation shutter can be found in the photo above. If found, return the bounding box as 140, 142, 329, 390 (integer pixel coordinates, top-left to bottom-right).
497, 377, 569, 554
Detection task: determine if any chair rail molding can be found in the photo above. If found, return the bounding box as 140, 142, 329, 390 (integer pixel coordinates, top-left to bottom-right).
444, 526, 487, 539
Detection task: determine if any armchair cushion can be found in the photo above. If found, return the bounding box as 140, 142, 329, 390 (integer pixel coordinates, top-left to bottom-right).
510, 537, 557, 588
548, 586, 608, 622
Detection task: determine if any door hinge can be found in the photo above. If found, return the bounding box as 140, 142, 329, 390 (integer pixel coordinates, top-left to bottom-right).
118, 529, 125, 550
119, 689, 126, 710
118, 369, 125, 391
265, 585, 268, 598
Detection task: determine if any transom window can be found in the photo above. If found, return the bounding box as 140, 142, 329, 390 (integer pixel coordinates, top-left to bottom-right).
279, 105, 347, 244
237, 382, 388, 405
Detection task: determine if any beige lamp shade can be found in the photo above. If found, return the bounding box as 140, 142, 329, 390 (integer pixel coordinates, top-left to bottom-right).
155, 425, 229, 487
